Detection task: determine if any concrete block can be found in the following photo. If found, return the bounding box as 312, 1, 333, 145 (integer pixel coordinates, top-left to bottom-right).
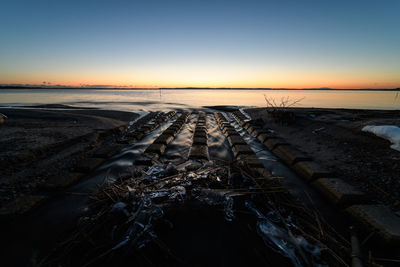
194, 130, 207, 138
224, 129, 239, 137
223, 126, 235, 134
196, 126, 207, 132
312, 178, 367, 205
248, 126, 262, 136
75, 158, 104, 173
154, 134, 174, 145
168, 125, 181, 132
145, 143, 166, 155
244, 122, 252, 130
273, 145, 311, 165
257, 132, 275, 143
126, 131, 143, 140
189, 145, 209, 160
240, 157, 264, 168
163, 129, 177, 137
251, 127, 264, 137
141, 125, 153, 134
220, 122, 231, 130
238, 120, 246, 126
345, 205, 400, 244
232, 144, 254, 158
135, 154, 159, 165
193, 136, 207, 145
264, 138, 288, 150
227, 135, 246, 147
293, 161, 331, 181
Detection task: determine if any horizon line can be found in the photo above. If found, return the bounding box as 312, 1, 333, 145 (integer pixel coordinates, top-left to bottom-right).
1, 85, 400, 91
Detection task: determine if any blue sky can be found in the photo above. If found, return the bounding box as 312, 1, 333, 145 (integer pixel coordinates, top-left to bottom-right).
1, 0, 399, 88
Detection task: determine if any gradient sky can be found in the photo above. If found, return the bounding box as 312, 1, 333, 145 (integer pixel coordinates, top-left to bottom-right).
1, 0, 399, 88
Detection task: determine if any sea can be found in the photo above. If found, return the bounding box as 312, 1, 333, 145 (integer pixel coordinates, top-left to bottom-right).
0, 88, 399, 111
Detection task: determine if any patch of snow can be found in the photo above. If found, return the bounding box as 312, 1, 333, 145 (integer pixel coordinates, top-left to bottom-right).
362, 125, 400, 152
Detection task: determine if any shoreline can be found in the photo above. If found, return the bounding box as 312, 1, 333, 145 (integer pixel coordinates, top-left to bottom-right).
1, 86, 400, 91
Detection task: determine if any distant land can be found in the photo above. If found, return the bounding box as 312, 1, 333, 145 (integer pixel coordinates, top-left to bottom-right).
0, 85, 399, 91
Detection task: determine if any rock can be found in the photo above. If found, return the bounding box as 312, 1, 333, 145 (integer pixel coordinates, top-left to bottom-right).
0, 113, 7, 124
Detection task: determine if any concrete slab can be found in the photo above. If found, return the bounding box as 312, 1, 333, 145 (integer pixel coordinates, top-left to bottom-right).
227, 135, 246, 147
193, 136, 207, 145
189, 145, 209, 160
163, 129, 177, 137
273, 144, 311, 165
154, 134, 174, 145
145, 143, 166, 155
167, 125, 181, 132
194, 130, 207, 138
264, 138, 288, 150
345, 205, 400, 244
220, 122, 231, 130
312, 178, 367, 205
224, 129, 239, 137
257, 132, 275, 143
196, 126, 207, 132
293, 161, 331, 181
232, 144, 254, 158
126, 131, 143, 141
135, 154, 159, 165
251, 127, 264, 137
223, 126, 235, 134
249, 126, 262, 136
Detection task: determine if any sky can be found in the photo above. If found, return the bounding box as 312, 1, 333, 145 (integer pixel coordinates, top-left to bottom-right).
0, 0, 399, 89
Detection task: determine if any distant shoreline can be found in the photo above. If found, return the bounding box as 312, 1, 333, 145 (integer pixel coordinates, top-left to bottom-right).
1, 86, 399, 91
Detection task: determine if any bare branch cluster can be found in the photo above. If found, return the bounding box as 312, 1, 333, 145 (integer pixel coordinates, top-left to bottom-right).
264, 95, 305, 110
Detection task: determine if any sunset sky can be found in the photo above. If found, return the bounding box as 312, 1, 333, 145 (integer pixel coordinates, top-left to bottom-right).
1, 0, 399, 89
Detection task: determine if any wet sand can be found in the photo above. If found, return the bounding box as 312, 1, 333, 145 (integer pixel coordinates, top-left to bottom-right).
246, 107, 400, 211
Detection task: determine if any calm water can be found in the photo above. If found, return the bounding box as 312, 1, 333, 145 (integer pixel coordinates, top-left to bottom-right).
0, 89, 399, 111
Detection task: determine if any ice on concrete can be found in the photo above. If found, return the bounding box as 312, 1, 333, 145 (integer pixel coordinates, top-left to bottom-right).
362, 125, 400, 152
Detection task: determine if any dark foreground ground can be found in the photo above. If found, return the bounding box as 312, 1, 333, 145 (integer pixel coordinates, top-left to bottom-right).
1, 106, 400, 267
0, 105, 139, 212
246, 107, 400, 212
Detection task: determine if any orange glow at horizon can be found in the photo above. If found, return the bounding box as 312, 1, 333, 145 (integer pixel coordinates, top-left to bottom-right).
1, 61, 399, 89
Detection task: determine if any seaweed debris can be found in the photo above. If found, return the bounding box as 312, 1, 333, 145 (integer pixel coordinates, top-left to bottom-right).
39, 160, 350, 267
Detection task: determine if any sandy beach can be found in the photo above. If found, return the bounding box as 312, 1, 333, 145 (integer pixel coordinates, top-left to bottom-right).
0, 105, 139, 210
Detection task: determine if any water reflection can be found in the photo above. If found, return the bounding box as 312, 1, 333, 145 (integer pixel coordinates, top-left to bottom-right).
0, 89, 399, 111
